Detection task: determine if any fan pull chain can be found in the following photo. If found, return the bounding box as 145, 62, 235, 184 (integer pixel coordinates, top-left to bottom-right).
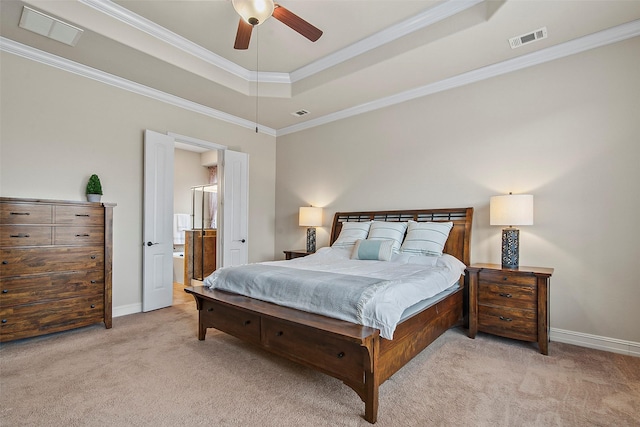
255, 26, 259, 133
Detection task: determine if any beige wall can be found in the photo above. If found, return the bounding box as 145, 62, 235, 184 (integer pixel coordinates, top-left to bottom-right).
0, 52, 276, 312
275, 38, 640, 344
173, 149, 209, 229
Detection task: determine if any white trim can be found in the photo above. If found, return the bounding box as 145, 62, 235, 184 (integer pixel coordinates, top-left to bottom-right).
113, 303, 141, 317
0, 37, 276, 137
2, 19, 638, 137
551, 328, 640, 357
277, 19, 640, 136
290, 0, 482, 82
78, 0, 476, 86
79, 0, 252, 81
167, 133, 227, 151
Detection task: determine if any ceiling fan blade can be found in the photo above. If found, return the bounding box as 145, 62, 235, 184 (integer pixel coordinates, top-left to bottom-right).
272, 4, 323, 42
234, 18, 253, 49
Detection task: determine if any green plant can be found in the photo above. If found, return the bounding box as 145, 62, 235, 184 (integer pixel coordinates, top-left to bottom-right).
86, 174, 103, 195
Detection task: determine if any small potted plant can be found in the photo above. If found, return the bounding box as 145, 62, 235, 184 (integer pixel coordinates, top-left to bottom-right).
86, 174, 103, 202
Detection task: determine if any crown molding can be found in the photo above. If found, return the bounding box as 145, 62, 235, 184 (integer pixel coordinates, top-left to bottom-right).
2, 20, 638, 137
277, 19, 640, 136
78, 0, 478, 86
0, 37, 276, 137
289, 0, 483, 82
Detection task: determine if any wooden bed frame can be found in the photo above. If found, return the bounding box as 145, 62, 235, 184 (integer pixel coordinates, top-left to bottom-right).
185, 207, 473, 423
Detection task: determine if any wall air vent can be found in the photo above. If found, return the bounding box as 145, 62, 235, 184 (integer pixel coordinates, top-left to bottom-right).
291, 109, 310, 117
19, 6, 84, 46
509, 27, 547, 49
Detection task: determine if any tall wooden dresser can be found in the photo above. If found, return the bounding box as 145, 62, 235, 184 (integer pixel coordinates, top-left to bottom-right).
0, 197, 115, 342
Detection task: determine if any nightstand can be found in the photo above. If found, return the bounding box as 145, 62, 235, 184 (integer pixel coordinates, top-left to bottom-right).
283, 250, 313, 260
467, 263, 553, 355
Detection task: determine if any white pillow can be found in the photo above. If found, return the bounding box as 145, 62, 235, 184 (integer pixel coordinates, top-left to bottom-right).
332, 221, 371, 249
400, 221, 453, 257
367, 221, 408, 253
351, 239, 394, 261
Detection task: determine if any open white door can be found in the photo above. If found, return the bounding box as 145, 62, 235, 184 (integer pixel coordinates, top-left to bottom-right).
142, 130, 174, 311
220, 149, 249, 267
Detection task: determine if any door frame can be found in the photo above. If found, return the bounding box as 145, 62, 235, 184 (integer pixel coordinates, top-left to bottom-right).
168, 132, 226, 277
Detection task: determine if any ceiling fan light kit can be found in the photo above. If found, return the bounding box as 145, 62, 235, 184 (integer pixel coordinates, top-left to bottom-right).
231, 0, 323, 50
232, 0, 274, 26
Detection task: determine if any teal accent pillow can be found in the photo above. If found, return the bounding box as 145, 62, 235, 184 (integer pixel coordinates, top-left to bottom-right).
351, 239, 394, 261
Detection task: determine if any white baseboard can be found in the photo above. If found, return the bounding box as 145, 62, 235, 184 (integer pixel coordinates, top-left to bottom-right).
112, 303, 141, 318
551, 328, 640, 357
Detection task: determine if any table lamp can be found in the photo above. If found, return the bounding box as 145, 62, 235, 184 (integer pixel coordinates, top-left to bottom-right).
299, 206, 322, 253
490, 193, 533, 269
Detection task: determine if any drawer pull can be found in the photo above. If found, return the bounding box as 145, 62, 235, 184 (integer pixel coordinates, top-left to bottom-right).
207, 307, 214, 312
1, 319, 6, 323
499, 293, 512, 298
2, 289, 8, 293
10, 212, 30, 216
243, 320, 251, 326
75, 234, 90, 237
91, 280, 97, 284
499, 316, 513, 322
90, 304, 96, 309
275, 331, 284, 336
10, 233, 30, 238
2, 261, 7, 265
337, 352, 345, 359
75, 214, 90, 217
90, 255, 97, 259
502, 276, 508, 281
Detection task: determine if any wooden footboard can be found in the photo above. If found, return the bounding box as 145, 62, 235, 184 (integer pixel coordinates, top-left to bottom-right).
185, 284, 463, 423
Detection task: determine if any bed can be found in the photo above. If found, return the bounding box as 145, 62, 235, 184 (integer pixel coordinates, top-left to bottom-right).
185, 207, 473, 423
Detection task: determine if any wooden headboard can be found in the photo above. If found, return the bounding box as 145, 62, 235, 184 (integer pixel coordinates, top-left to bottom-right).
330, 207, 473, 266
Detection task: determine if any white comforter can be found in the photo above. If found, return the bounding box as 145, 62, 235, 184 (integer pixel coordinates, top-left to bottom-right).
204, 247, 466, 339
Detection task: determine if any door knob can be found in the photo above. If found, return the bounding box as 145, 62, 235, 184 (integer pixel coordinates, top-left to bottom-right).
146, 241, 159, 246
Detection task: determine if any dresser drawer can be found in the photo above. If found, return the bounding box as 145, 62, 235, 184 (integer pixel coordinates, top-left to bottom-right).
0, 247, 104, 277
261, 317, 366, 384
54, 227, 104, 246
479, 270, 537, 287
200, 299, 261, 344
478, 304, 537, 341
0, 203, 52, 224
54, 205, 104, 226
0, 226, 52, 247
478, 282, 536, 310
0, 270, 103, 307
0, 294, 104, 341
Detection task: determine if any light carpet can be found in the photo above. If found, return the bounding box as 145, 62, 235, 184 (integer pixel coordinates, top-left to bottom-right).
1, 297, 638, 427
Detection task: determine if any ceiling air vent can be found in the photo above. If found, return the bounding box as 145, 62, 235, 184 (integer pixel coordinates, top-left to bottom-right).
509, 27, 547, 49
19, 6, 84, 46
291, 109, 310, 117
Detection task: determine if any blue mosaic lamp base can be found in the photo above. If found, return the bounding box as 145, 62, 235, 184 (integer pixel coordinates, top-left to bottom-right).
306, 227, 316, 253
501, 228, 520, 269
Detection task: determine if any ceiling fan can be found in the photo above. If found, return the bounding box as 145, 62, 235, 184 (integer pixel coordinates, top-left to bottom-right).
231, 0, 323, 49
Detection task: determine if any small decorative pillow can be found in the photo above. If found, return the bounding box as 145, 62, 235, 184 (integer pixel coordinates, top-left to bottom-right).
351, 239, 394, 261
332, 221, 372, 249
367, 221, 408, 253
400, 221, 453, 257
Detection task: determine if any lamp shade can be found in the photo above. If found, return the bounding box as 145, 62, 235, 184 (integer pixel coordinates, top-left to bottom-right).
490, 194, 533, 226
299, 206, 322, 227
232, 0, 274, 25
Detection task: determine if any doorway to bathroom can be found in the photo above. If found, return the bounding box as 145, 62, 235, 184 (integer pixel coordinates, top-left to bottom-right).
142, 130, 248, 312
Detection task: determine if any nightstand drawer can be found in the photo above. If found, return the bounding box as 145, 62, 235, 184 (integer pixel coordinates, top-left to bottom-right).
479, 270, 536, 287
478, 282, 536, 310
478, 305, 537, 341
